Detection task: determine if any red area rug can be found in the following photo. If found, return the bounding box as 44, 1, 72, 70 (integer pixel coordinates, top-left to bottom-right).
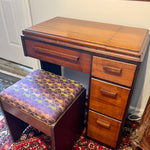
10, 120, 139, 150
0, 118, 12, 150
0, 72, 20, 150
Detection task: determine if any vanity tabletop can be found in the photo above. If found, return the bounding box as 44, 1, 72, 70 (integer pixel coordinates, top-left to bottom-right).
23, 17, 149, 62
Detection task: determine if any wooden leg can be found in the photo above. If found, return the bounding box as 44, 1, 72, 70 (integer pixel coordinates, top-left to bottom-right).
3, 110, 28, 142
52, 89, 86, 150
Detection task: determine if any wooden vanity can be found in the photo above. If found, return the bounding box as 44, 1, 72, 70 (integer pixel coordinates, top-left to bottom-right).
21, 17, 149, 148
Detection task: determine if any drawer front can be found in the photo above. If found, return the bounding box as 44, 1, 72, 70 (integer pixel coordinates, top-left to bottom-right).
92, 56, 136, 87
23, 39, 91, 74
87, 110, 121, 148
89, 78, 130, 120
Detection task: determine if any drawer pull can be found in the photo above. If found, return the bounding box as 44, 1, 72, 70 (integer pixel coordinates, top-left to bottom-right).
103, 66, 122, 75
34, 47, 80, 62
96, 118, 111, 129
100, 89, 117, 99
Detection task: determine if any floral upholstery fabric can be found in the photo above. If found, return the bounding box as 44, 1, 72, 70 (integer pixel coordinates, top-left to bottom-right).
0, 69, 84, 125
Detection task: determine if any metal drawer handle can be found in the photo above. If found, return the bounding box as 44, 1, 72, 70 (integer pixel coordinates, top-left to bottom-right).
103, 66, 122, 75
34, 47, 80, 62
96, 118, 111, 129
100, 89, 117, 99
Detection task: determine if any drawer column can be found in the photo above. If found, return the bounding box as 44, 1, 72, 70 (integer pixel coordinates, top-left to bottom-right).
87, 56, 137, 148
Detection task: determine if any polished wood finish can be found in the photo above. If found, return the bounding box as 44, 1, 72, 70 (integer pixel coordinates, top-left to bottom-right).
51, 89, 86, 150
23, 17, 149, 62
87, 110, 121, 148
21, 17, 150, 149
89, 78, 130, 120
92, 56, 137, 87
24, 39, 91, 74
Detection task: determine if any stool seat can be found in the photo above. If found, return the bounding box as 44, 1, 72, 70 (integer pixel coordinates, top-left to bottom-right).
0, 69, 84, 125
0, 69, 86, 150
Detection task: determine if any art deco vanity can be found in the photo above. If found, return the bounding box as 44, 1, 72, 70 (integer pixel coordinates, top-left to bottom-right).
21, 17, 149, 148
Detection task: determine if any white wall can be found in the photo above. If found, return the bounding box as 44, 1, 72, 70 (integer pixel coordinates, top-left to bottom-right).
29, 0, 150, 115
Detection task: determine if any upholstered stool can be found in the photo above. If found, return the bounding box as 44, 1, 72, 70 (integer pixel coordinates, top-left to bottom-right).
0, 69, 85, 150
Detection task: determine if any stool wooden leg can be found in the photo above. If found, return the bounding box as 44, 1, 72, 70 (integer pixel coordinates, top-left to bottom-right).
3, 110, 28, 142
52, 90, 86, 150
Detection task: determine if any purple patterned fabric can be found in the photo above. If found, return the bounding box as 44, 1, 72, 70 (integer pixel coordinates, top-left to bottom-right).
0, 69, 84, 125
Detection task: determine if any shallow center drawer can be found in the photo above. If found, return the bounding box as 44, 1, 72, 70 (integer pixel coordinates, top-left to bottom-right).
23, 38, 91, 74
92, 56, 137, 87
89, 78, 130, 120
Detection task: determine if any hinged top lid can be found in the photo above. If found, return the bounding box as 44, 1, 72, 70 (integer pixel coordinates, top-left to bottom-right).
23, 17, 149, 62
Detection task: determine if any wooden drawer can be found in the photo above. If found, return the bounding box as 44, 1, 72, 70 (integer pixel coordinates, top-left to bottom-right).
92, 56, 137, 87
23, 39, 91, 74
87, 110, 121, 148
89, 78, 130, 120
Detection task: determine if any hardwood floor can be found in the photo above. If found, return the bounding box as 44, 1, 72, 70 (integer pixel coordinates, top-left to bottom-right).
0, 58, 32, 77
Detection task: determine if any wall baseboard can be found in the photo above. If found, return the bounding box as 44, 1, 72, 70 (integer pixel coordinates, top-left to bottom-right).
128, 105, 144, 117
